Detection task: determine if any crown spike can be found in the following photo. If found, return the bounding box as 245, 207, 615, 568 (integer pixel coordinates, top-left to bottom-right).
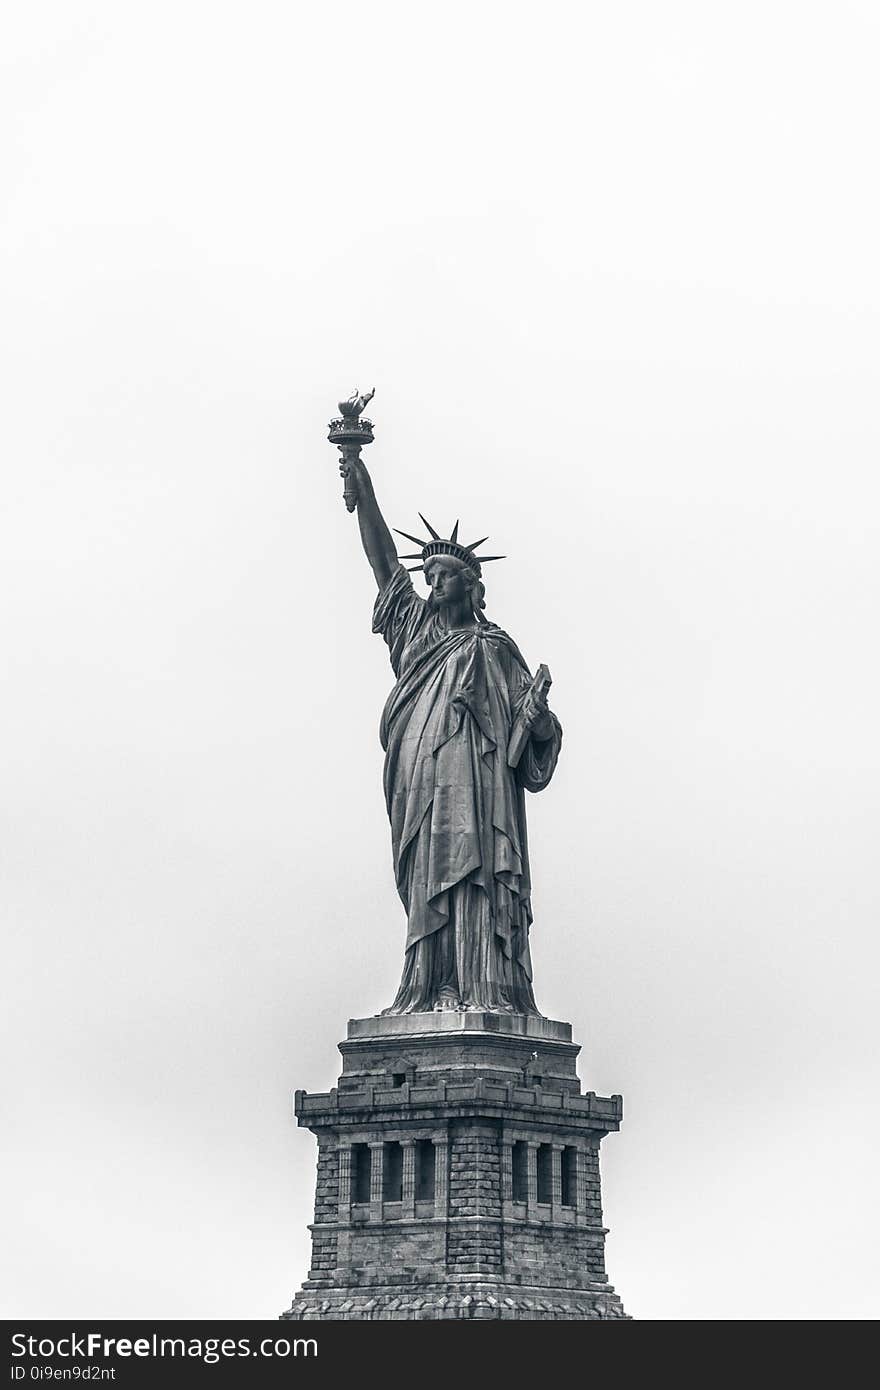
397, 552, 425, 560
449, 519, 459, 543
462, 536, 489, 552
406, 565, 424, 573
418, 513, 441, 540
394, 527, 430, 547
476, 555, 505, 563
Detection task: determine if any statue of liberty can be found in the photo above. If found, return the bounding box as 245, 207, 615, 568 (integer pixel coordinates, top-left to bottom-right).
334, 395, 562, 1015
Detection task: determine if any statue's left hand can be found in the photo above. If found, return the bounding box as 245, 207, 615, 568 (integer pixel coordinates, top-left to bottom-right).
523, 688, 553, 740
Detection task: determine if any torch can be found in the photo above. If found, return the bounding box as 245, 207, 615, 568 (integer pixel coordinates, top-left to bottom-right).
328, 388, 376, 512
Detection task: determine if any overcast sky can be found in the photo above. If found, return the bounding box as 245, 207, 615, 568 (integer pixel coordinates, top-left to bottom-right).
2, 1, 878, 1321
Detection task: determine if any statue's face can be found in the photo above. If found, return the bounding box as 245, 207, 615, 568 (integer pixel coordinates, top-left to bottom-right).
424, 556, 471, 608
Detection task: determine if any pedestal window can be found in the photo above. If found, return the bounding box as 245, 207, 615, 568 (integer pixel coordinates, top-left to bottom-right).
351, 1143, 371, 1204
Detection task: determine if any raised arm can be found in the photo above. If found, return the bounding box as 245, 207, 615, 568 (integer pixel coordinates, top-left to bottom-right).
340, 455, 398, 590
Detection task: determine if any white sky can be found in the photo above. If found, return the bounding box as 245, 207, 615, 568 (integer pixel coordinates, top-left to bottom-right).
2, 1, 878, 1320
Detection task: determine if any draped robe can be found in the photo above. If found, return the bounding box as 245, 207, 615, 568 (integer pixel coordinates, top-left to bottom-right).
373, 566, 562, 1014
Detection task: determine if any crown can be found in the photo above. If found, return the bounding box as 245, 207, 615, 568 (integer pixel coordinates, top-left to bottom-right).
393, 515, 505, 576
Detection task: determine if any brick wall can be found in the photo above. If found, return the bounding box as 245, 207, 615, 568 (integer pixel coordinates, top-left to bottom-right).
446, 1124, 502, 1274
504, 1224, 606, 1286
344, 1223, 445, 1284
307, 1141, 339, 1283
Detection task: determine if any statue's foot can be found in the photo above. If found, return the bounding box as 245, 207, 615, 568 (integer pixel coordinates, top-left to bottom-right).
433, 989, 463, 1012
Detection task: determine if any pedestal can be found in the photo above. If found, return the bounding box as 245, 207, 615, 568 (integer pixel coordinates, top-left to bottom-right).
281, 1012, 628, 1320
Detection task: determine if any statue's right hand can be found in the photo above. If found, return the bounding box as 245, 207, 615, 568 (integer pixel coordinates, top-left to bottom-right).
340, 455, 369, 487
339, 455, 366, 513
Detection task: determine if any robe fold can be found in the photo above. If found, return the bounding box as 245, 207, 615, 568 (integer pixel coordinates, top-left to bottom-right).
372, 565, 562, 1014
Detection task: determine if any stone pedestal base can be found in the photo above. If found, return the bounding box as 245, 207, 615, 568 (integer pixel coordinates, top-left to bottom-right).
281, 1012, 628, 1321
